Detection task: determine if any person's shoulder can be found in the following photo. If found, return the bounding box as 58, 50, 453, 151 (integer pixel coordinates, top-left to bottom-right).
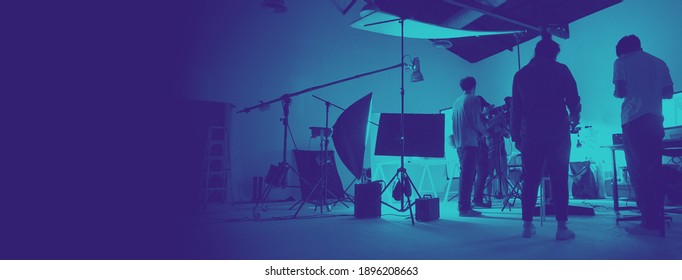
550, 61, 572, 74
554, 61, 570, 69
462, 94, 478, 104
453, 94, 465, 103
646, 52, 667, 65
514, 66, 528, 78
630, 50, 661, 62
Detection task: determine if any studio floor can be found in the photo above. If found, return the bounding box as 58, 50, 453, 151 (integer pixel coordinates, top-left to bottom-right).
190, 197, 682, 260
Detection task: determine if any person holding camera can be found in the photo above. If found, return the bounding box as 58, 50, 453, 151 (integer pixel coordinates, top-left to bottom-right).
511, 33, 581, 240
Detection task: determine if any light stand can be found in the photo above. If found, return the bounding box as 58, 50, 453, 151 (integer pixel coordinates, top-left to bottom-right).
369, 18, 422, 225
314, 95, 367, 205
290, 97, 349, 217
249, 94, 311, 218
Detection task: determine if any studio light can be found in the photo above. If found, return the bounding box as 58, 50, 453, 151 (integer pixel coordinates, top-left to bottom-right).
409, 57, 424, 82
261, 0, 287, 13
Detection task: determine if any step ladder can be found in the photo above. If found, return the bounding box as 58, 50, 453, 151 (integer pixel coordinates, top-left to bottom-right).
202, 126, 232, 204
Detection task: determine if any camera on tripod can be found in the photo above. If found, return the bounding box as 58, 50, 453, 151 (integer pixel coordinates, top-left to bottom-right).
482, 103, 509, 121
481, 99, 511, 134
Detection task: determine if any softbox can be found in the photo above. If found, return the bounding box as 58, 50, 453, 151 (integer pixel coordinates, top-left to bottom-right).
332, 93, 372, 179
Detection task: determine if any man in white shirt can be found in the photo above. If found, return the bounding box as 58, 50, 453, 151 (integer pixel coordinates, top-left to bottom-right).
613, 35, 674, 236
452, 76, 489, 216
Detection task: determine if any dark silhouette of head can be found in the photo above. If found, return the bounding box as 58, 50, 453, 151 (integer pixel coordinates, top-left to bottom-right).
535, 31, 560, 60
616, 35, 642, 57
504, 96, 512, 106
459, 76, 476, 93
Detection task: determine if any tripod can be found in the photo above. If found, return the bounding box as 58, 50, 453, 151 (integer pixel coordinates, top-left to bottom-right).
373, 18, 421, 225
290, 98, 349, 216
482, 137, 517, 204
480, 116, 520, 211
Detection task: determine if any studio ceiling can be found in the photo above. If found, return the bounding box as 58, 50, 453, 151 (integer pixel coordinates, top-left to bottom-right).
368, 0, 623, 62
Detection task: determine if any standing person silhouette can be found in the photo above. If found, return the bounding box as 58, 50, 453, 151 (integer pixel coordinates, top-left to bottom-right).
613, 35, 674, 236
511, 32, 581, 240
452, 76, 489, 217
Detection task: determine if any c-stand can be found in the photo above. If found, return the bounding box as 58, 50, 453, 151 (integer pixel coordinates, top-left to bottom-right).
249, 95, 311, 218
290, 97, 349, 216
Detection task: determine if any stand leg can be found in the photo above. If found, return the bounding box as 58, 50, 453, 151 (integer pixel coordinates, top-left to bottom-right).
290, 160, 346, 215
378, 168, 419, 224
406, 192, 415, 225
332, 178, 356, 207
502, 175, 522, 212
290, 162, 322, 218
252, 182, 276, 219
379, 172, 400, 203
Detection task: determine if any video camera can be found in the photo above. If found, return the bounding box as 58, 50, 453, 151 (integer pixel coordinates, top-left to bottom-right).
479, 97, 512, 136
482, 103, 510, 133
482, 103, 509, 121
482, 96, 512, 122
